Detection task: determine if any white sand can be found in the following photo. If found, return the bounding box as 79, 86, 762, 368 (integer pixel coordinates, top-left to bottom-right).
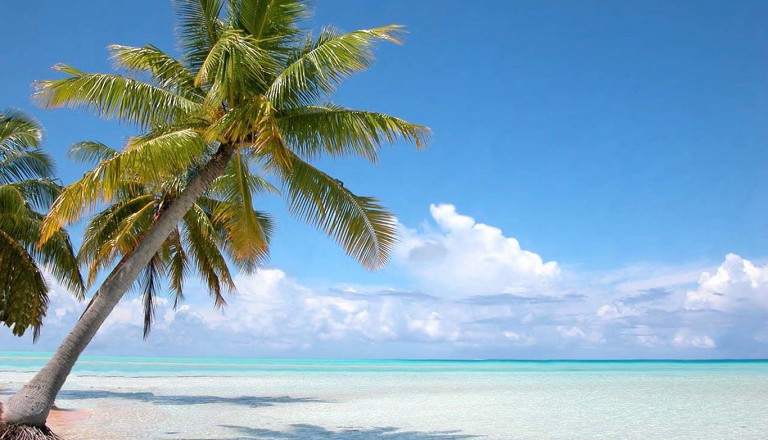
2, 367, 767, 439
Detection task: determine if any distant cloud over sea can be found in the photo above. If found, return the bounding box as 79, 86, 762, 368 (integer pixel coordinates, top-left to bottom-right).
6, 204, 768, 360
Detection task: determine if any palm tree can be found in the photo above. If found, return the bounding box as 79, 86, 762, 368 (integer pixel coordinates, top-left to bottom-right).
0, 0, 429, 437
70, 140, 274, 337
0, 109, 84, 341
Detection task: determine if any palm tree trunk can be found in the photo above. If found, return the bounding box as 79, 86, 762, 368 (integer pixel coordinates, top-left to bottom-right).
0, 144, 235, 430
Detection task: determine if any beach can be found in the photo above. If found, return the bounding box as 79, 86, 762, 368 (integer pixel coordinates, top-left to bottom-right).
2, 353, 767, 439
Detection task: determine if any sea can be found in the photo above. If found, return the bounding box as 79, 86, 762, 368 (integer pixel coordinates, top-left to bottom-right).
1, 352, 766, 439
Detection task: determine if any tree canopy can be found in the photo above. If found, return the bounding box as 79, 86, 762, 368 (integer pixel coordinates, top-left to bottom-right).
0, 110, 84, 340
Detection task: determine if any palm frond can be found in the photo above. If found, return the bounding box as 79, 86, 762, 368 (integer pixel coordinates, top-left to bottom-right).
109, 44, 204, 100
7, 179, 61, 211
36, 225, 86, 300
35, 65, 201, 129
266, 25, 404, 108
209, 166, 278, 197
204, 95, 267, 143
1, 207, 85, 300
67, 141, 119, 164
278, 103, 429, 161
0, 109, 43, 152
229, 0, 309, 47
182, 204, 235, 307
0, 228, 49, 340
275, 152, 397, 270
0, 149, 55, 184
139, 254, 162, 338
109, 198, 159, 252
209, 150, 271, 266
41, 129, 208, 244
78, 193, 157, 287
174, 0, 226, 71
196, 28, 278, 109
166, 227, 188, 307
0, 110, 84, 340
0, 184, 26, 217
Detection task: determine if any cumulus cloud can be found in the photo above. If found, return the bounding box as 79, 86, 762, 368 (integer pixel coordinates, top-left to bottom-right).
3, 205, 768, 359
596, 304, 622, 319
396, 204, 560, 297
684, 253, 768, 312
672, 330, 716, 349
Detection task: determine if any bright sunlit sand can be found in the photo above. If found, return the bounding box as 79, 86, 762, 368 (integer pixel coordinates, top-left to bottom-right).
2, 354, 767, 439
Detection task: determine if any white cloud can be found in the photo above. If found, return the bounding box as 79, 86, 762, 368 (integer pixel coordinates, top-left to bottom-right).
396, 204, 560, 298
3, 205, 768, 359
162, 269, 470, 348
596, 304, 621, 319
502, 331, 533, 345
684, 253, 768, 312
557, 326, 588, 339
556, 326, 605, 345
408, 312, 459, 341
672, 330, 716, 349
627, 326, 666, 348
595, 264, 702, 295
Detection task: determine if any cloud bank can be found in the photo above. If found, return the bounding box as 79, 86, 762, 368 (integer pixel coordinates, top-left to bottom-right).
3, 204, 767, 359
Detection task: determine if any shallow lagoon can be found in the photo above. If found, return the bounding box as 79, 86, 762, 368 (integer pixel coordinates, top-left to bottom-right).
2, 353, 767, 439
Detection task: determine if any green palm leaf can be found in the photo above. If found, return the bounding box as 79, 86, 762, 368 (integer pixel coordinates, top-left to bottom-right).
109, 44, 204, 100
0, 109, 43, 152
230, 0, 308, 48
0, 110, 84, 340
139, 254, 162, 338
196, 28, 278, 110
209, 151, 272, 265
67, 141, 119, 164
166, 227, 189, 306
182, 204, 235, 307
1, 110, 53, 183
278, 104, 429, 161
41, 130, 208, 242
35, 65, 201, 129
0, 150, 55, 184
78, 193, 157, 287
175, 0, 226, 71
275, 151, 398, 270
266, 25, 405, 108
0, 229, 49, 340
6, 180, 61, 216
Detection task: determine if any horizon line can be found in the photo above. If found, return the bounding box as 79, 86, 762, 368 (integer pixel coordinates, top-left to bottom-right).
2, 351, 767, 363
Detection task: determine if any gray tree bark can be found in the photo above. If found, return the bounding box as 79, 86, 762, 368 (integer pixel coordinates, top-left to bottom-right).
0, 144, 235, 428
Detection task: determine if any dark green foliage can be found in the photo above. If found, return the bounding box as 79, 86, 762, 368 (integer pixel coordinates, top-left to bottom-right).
0, 110, 84, 340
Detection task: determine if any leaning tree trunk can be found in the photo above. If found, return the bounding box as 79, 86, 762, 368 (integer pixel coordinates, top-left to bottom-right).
0, 144, 235, 434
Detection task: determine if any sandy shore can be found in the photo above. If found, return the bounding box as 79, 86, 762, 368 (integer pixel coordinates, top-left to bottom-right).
0, 403, 91, 437
47, 406, 92, 433
3, 361, 768, 439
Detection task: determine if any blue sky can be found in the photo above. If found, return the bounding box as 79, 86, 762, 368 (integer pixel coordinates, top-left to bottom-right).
2, 1, 768, 359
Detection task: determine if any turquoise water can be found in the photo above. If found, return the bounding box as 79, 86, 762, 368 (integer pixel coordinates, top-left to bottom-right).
2, 351, 766, 375
2, 352, 767, 439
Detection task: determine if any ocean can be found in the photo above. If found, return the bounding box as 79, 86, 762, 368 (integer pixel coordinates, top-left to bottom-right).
1, 352, 766, 439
